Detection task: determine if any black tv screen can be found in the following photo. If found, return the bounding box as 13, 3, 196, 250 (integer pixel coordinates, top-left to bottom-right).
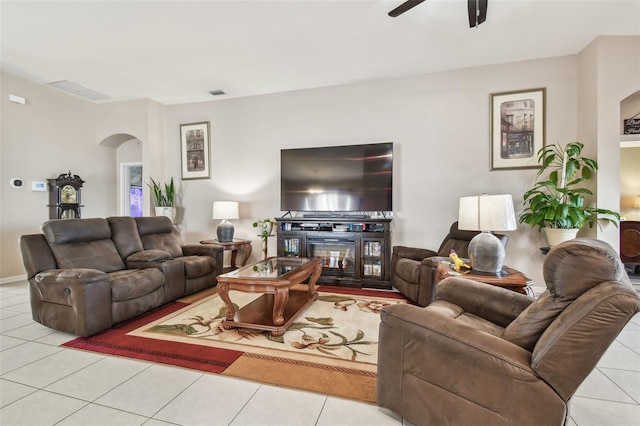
280, 142, 393, 212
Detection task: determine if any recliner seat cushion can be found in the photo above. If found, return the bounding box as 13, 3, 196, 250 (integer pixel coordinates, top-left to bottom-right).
109, 269, 164, 302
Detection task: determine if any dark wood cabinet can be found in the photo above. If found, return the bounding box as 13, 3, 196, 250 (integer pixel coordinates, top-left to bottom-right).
276, 217, 392, 289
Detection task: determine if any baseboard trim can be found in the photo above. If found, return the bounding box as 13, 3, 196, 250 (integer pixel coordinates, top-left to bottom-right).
0, 274, 27, 285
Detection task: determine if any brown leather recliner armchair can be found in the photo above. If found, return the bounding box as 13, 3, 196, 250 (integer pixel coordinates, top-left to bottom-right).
378, 238, 640, 426
391, 221, 508, 306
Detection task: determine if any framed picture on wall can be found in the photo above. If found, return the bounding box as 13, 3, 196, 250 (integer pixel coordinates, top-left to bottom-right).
490, 88, 546, 170
180, 121, 211, 180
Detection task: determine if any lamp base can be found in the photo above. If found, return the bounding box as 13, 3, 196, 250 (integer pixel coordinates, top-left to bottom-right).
468, 231, 505, 274
217, 220, 235, 242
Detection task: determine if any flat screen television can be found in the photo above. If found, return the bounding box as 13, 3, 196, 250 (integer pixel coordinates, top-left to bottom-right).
281, 142, 393, 213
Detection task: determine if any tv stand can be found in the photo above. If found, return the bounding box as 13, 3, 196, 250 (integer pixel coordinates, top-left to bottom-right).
276, 217, 392, 290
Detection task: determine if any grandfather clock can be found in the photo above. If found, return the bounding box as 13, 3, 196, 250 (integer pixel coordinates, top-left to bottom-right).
48, 171, 85, 219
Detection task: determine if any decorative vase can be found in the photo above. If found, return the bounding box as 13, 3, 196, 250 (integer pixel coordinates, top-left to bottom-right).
544, 228, 579, 247
155, 207, 177, 224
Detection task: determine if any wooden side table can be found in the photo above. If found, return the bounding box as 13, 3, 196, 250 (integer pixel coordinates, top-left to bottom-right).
435, 261, 535, 297
200, 239, 252, 272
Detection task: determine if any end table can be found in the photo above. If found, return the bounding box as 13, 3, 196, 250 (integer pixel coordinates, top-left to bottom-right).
435, 261, 535, 297
200, 239, 252, 272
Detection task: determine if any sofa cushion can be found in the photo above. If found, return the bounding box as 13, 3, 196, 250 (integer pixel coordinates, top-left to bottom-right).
107, 216, 144, 258
109, 269, 164, 302
135, 217, 184, 258
42, 219, 125, 273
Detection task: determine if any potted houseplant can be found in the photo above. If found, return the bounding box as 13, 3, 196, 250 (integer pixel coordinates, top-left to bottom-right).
519, 142, 620, 247
253, 218, 277, 259
147, 177, 176, 223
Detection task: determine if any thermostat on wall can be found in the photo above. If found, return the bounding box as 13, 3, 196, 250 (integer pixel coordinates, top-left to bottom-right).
32, 181, 47, 192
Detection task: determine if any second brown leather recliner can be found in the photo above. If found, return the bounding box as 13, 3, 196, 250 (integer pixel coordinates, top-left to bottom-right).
378, 238, 640, 425
391, 221, 508, 306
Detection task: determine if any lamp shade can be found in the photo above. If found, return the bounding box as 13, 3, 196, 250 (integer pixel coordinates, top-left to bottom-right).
212, 201, 239, 220
634, 195, 640, 209
458, 194, 517, 232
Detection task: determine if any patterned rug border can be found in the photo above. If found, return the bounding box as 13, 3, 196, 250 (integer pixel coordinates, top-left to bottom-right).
240, 352, 377, 378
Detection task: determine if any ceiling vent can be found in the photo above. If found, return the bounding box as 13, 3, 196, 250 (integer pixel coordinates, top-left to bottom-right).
47, 80, 111, 101
209, 90, 226, 96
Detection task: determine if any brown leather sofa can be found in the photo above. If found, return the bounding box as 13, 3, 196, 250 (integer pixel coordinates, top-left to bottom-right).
391, 221, 508, 306
377, 238, 640, 425
19, 216, 223, 337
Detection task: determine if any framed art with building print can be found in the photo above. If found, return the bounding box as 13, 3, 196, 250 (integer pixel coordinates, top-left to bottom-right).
490, 88, 546, 171
180, 121, 211, 180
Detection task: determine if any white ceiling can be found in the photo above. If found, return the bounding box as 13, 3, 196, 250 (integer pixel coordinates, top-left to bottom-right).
2, 0, 639, 105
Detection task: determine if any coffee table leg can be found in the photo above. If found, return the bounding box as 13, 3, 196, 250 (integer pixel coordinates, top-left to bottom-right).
217, 283, 236, 329
307, 262, 322, 297
272, 287, 289, 330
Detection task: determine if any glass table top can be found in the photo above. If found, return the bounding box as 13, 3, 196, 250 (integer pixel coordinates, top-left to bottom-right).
225, 257, 311, 279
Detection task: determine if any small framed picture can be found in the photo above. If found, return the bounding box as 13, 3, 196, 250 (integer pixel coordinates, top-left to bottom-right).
180, 121, 211, 180
490, 88, 546, 170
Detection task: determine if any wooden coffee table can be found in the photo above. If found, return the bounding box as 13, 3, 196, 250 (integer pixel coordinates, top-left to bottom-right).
435, 261, 535, 296
217, 257, 322, 336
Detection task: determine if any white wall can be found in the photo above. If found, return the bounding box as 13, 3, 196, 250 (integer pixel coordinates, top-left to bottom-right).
165, 55, 580, 285
1, 74, 106, 279
2, 37, 638, 288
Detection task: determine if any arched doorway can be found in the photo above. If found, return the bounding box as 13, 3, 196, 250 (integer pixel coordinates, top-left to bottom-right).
98, 133, 143, 217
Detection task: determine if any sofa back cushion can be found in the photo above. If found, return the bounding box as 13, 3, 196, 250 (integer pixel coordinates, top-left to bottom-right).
134, 216, 184, 258
41, 218, 125, 272
107, 216, 145, 258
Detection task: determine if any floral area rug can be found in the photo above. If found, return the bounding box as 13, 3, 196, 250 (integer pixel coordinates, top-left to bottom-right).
63, 286, 406, 403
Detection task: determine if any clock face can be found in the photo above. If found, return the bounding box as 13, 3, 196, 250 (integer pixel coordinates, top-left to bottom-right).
61, 185, 77, 203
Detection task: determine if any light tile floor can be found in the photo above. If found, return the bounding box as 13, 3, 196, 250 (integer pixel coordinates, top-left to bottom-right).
1, 280, 639, 426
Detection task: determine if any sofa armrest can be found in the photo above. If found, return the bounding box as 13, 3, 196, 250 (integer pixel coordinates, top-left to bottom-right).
421, 256, 450, 267
36, 268, 108, 285
182, 244, 224, 276
393, 245, 439, 262
435, 277, 534, 326
182, 244, 223, 257
33, 268, 112, 337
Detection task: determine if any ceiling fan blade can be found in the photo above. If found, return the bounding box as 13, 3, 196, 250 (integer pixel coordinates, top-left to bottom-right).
468, 0, 488, 28
388, 0, 427, 18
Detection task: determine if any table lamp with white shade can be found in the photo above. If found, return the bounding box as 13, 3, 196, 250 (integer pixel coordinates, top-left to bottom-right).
458, 193, 517, 274
212, 201, 239, 242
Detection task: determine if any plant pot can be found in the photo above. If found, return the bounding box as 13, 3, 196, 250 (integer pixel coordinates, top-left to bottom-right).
544, 228, 579, 247
257, 221, 273, 237
155, 207, 177, 224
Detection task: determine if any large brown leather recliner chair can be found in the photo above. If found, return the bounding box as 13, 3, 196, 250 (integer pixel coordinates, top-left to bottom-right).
377, 238, 640, 425
391, 221, 508, 306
